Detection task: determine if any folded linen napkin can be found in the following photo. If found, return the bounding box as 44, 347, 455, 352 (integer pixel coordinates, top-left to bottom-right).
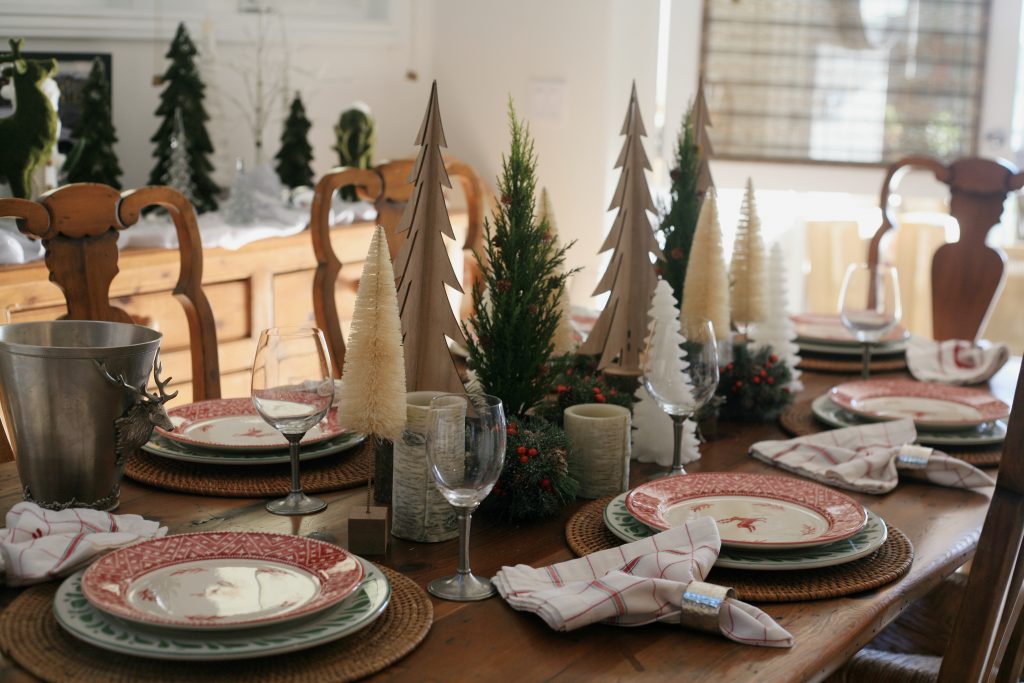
749, 419, 994, 494
906, 336, 1009, 385
493, 517, 793, 647
0, 502, 167, 586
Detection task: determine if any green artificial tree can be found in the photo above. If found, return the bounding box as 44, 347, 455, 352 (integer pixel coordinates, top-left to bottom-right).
274, 93, 314, 189
334, 106, 375, 201
148, 22, 220, 213
465, 100, 575, 418
63, 58, 121, 188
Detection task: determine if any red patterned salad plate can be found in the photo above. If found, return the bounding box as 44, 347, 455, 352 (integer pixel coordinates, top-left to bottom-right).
829, 379, 1009, 430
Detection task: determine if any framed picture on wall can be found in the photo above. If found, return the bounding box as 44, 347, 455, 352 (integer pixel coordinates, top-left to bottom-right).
0, 52, 112, 155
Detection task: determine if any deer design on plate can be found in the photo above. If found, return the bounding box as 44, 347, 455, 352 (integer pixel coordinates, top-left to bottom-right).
96, 356, 177, 465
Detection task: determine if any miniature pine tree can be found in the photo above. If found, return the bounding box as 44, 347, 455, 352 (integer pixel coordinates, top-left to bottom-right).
680, 189, 730, 342
393, 81, 465, 395
63, 58, 122, 188
222, 158, 255, 226
338, 225, 408, 441
274, 93, 314, 189
730, 178, 767, 333
539, 187, 576, 356
149, 22, 220, 213
750, 242, 803, 390
334, 104, 375, 201
579, 82, 663, 374
466, 101, 575, 417
167, 109, 196, 205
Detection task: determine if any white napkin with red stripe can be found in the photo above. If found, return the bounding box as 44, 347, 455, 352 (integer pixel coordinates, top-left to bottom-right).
906, 336, 1009, 385
0, 502, 167, 586
749, 419, 994, 494
493, 517, 793, 647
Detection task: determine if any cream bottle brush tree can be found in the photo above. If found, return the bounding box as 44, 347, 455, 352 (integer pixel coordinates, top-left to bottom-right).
579, 81, 663, 375
730, 178, 767, 335
750, 242, 803, 391
539, 187, 577, 357
681, 188, 730, 342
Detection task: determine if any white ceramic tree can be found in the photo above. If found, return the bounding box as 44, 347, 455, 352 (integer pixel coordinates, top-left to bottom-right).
730, 178, 767, 333
680, 189, 730, 342
539, 187, 576, 356
749, 242, 803, 391
645, 279, 693, 407
632, 387, 700, 466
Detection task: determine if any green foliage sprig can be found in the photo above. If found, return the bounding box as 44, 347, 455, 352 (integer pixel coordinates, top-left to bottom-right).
716, 343, 794, 421
535, 354, 634, 426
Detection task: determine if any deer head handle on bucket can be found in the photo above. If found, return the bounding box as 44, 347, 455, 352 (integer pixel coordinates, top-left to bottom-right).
95, 354, 177, 466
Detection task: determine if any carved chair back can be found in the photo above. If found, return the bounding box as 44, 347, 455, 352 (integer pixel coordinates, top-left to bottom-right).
868, 155, 1024, 341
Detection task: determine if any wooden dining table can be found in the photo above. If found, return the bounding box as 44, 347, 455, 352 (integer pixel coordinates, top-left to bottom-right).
0, 364, 1015, 683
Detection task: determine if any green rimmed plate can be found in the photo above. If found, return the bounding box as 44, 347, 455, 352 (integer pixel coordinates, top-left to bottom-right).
54, 558, 389, 661
810, 394, 1006, 447
603, 492, 888, 570
141, 431, 365, 466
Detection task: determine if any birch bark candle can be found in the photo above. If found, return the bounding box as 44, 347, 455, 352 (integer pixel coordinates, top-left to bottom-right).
563, 403, 631, 498
391, 391, 459, 542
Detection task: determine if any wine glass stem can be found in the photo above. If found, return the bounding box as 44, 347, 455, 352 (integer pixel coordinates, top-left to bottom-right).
861, 343, 871, 380
285, 432, 304, 495
670, 414, 687, 476
456, 507, 473, 576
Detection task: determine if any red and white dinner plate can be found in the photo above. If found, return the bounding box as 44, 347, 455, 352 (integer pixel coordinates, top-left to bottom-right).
793, 313, 908, 346
829, 379, 1010, 430
156, 398, 344, 451
81, 532, 364, 631
625, 473, 867, 549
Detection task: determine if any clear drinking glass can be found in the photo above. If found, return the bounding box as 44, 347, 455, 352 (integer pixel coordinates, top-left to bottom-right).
839, 264, 902, 379
425, 393, 506, 601
251, 327, 334, 515
642, 316, 719, 477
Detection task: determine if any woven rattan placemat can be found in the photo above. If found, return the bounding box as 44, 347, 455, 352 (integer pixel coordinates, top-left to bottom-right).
779, 403, 1002, 467
798, 354, 907, 374
124, 444, 371, 497
0, 565, 430, 683
565, 497, 914, 603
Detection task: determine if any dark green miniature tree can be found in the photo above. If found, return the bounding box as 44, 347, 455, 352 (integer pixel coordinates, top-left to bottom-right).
63, 58, 121, 188
148, 22, 220, 213
274, 93, 314, 189
334, 107, 374, 200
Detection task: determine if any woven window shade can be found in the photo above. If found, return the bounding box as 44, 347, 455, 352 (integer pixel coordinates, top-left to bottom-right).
701, 0, 990, 164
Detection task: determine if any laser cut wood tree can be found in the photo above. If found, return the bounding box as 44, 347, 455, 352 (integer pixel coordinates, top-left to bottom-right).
393, 81, 466, 394
539, 187, 577, 356
579, 82, 663, 374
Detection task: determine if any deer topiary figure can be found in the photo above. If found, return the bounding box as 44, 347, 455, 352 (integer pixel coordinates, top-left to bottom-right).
0, 39, 59, 199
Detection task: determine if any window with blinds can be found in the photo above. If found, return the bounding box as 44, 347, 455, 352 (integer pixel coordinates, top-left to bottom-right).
700, 0, 990, 165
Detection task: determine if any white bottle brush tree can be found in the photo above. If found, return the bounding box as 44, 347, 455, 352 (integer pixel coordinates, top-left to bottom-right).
680, 188, 730, 344
750, 242, 803, 391
730, 178, 767, 336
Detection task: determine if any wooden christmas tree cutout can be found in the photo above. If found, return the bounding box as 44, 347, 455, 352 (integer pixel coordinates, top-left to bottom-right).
539, 188, 576, 356
692, 76, 715, 199
579, 82, 663, 375
393, 81, 466, 394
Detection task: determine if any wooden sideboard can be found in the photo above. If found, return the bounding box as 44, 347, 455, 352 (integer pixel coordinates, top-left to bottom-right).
0, 213, 470, 405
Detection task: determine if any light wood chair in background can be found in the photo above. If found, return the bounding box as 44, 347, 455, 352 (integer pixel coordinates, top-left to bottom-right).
0, 183, 221, 462
868, 155, 1024, 341
829, 359, 1024, 682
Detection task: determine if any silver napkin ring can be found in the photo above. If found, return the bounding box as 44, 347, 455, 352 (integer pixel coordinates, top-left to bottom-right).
896, 444, 933, 469
680, 580, 735, 633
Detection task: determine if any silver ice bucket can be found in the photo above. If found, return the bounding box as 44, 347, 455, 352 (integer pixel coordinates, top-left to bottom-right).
0, 321, 164, 511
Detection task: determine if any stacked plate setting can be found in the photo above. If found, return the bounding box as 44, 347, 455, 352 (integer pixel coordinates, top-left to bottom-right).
145, 398, 365, 466
55, 531, 390, 660
818, 379, 1010, 448
610, 473, 885, 571
793, 313, 909, 359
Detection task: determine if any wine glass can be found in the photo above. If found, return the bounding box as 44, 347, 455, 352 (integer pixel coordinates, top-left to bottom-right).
251, 327, 334, 515
839, 264, 902, 379
425, 393, 506, 601
642, 316, 719, 477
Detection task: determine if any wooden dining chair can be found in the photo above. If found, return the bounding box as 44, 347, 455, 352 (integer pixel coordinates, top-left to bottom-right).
0, 183, 221, 461
828, 360, 1024, 682
309, 167, 384, 378
867, 155, 1024, 341
371, 156, 488, 319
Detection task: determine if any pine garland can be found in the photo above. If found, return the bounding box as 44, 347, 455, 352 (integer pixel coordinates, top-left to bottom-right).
481, 416, 578, 523
535, 354, 634, 426
465, 100, 576, 418
716, 343, 794, 421
657, 103, 703, 304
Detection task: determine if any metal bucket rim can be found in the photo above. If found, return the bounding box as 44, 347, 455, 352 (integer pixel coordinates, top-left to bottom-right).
0, 321, 162, 359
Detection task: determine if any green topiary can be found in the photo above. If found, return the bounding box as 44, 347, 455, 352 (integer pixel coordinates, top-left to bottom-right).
481, 416, 578, 523
0, 39, 58, 199
63, 57, 122, 188
274, 92, 314, 189
334, 106, 374, 201
716, 342, 794, 421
